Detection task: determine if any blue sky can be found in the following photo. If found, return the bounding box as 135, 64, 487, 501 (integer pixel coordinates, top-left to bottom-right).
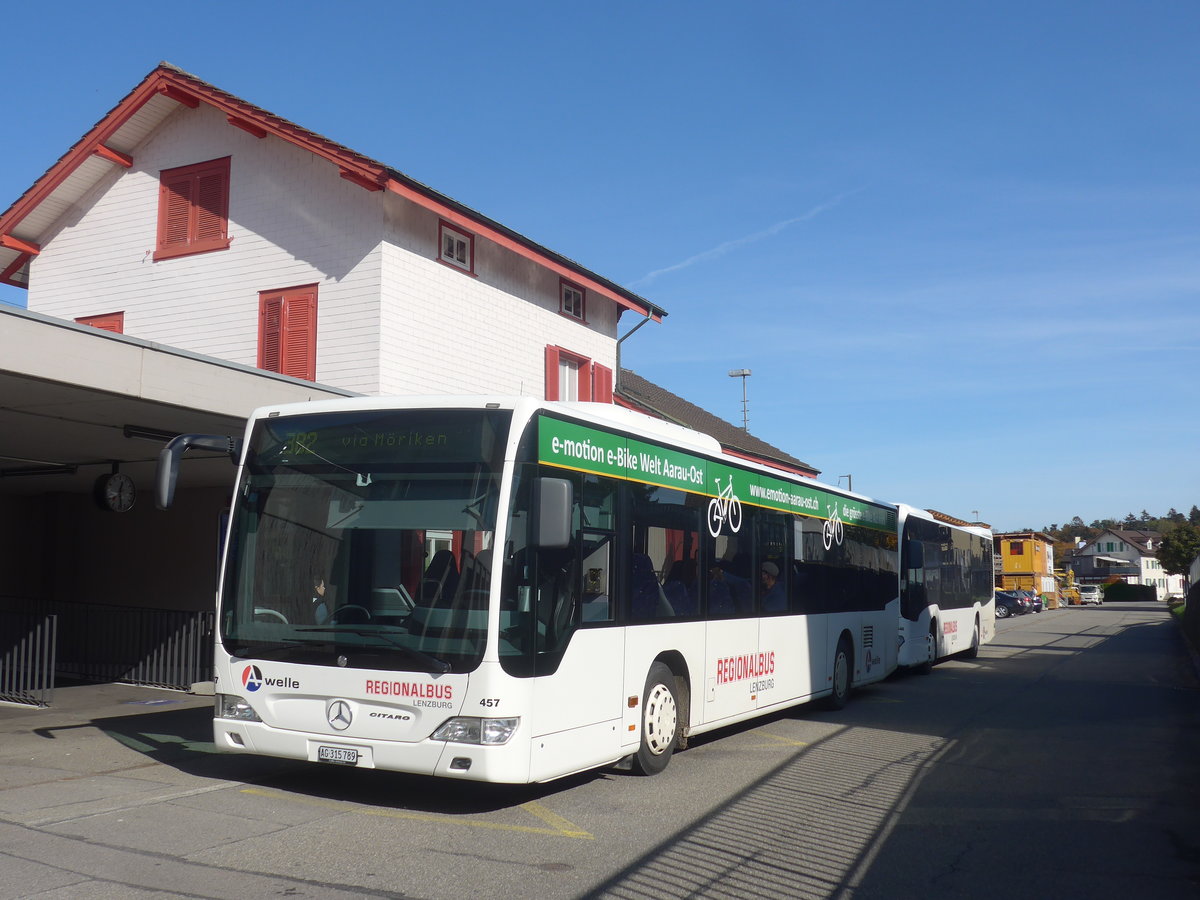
2, 1, 1197, 531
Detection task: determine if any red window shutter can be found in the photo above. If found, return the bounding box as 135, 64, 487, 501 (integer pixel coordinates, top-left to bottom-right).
76, 312, 125, 333
281, 289, 317, 380
259, 297, 282, 373
154, 158, 231, 260
159, 176, 193, 251
592, 363, 613, 403
577, 361, 592, 402
195, 169, 229, 242
544, 346, 561, 401
259, 286, 317, 381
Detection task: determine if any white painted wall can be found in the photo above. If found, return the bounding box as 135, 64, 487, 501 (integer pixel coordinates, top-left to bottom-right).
378, 197, 618, 397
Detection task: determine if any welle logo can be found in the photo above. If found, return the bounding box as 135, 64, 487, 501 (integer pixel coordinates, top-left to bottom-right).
241, 664, 300, 692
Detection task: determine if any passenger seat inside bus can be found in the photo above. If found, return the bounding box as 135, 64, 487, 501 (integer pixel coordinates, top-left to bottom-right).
632, 553, 674, 619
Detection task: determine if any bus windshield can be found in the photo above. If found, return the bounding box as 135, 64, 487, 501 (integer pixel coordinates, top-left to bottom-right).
219, 408, 511, 673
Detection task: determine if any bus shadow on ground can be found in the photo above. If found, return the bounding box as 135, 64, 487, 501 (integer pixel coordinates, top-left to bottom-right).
33, 700, 605, 814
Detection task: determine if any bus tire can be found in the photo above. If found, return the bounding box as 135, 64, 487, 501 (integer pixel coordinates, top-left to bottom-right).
964, 617, 981, 659
916, 622, 936, 675
632, 662, 680, 775
826, 636, 853, 710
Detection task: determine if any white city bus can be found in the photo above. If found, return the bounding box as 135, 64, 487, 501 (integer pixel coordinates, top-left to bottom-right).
896, 504, 995, 671
159, 397, 905, 783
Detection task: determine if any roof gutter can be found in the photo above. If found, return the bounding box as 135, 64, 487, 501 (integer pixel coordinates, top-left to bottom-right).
614, 309, 655, 395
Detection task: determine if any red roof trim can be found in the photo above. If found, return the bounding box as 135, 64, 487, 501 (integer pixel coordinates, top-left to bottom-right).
0, 234, 40, 255
0, 252, 30, 287
226, 115, 267, 139
340, 168, 385, 192
157, 84, 199, 108
92, 144, 133, 168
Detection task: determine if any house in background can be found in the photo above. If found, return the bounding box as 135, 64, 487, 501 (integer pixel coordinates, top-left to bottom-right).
0, 63, 662, 405
1063, 529, 1184, 601
994, 531, 1058, 605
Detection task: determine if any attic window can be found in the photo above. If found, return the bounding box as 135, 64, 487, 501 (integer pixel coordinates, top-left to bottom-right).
154, 157, 232, 261
438, 221, 474, 274
560, 279, 585, 321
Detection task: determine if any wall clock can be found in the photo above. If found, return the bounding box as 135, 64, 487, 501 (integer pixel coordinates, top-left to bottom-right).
94, 472, 136, 512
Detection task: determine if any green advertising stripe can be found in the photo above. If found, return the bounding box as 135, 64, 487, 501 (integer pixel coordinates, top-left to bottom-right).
537, 416, 894, 532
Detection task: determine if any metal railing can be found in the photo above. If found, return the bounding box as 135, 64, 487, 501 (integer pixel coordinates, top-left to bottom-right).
0, 611, 58, 707
51, 601, 214, 691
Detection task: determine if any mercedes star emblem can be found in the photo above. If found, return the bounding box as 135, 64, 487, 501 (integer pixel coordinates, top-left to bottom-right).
327, 699, 353, 731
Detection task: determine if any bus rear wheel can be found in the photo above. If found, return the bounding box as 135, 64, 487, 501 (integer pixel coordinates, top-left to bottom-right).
632, 662, 680, 775
964, 617, 981, 659
826, 637, 853, 710
916, 622, 936, 675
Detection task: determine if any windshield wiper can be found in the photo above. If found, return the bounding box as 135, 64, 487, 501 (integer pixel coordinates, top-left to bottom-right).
293, 625, 452, 674
229, 639, 317, 659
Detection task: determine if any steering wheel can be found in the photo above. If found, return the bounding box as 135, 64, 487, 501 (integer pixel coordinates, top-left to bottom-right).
331, 605, 373, 624
253, 607, 289, 624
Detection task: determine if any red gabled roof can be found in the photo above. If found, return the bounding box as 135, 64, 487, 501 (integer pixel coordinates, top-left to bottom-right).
0, 63, 665, 322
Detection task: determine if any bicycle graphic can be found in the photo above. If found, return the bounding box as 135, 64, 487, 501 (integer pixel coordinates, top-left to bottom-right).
707, 475, 743, 537
822, 500, 845, 550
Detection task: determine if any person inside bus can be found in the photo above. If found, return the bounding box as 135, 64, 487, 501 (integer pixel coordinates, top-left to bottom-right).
311, 573, 330, 624
759, 561, 787, 612
707, 563, 746, 616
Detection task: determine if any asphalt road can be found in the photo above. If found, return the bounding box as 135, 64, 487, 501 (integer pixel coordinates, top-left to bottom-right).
2, 602, 1198, 899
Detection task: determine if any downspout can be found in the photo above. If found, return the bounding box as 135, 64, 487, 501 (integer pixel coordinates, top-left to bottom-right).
614, 309, 654, 395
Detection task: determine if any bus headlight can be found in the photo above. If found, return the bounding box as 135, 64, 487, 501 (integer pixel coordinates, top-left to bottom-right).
431, 717, 519, 745
216, 694, 262, 722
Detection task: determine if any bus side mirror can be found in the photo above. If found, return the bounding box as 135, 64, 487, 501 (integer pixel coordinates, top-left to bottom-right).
905, 539, 924, 570
156, 433, 241, 510
531, 477, 573, 549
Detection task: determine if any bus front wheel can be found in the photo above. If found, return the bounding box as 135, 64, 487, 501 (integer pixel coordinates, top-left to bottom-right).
632, 662, 680, 775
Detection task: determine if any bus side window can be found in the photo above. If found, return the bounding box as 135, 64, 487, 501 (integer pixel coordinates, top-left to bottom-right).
581, 534, 613, 623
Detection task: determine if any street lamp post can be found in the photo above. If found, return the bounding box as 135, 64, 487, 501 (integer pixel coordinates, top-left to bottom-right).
728, 369, 751, 431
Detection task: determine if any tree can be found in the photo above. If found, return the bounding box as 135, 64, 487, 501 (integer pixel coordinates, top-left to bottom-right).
1190, 506, 1200, 527
1158, 524, 1200, 578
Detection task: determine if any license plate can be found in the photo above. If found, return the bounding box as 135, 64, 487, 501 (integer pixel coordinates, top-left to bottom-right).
317, 745, 359, 765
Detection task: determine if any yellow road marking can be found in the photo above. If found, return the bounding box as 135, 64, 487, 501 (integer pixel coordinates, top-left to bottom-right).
751, 731, 810, 748
520, 801, 594, 839
239, 787, 593, 839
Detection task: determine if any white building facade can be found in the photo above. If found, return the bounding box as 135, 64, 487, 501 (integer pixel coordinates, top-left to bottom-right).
3, 64, 660, 403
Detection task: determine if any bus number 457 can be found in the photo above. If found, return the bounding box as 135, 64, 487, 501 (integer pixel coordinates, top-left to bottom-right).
479, 698, 501, 708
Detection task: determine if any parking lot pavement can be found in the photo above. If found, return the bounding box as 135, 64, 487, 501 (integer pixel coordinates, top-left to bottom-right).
0, 684, 225, 825
0, 684, 390, 897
